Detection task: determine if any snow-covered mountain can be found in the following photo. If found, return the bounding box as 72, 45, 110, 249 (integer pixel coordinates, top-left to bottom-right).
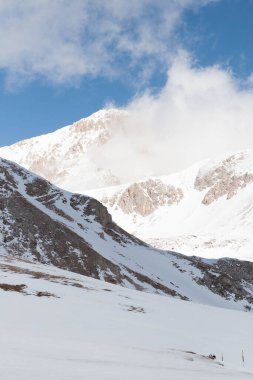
1, 157, 253, 311
1, 255, 253, 379
0, 108, 127, 190
88, 150, 253, 262
1, 109, 253, 262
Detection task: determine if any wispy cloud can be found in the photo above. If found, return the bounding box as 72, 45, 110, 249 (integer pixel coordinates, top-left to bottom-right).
0, 0, 214, 87
91, 53, 253, 182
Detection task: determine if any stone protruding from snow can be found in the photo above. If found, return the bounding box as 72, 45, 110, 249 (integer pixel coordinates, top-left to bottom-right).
194, 152, 253, 205
102, 179, 183, 216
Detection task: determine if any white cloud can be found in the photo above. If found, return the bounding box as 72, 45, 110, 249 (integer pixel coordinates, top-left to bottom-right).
91, 54, 253, 181
0, 0, 213, 86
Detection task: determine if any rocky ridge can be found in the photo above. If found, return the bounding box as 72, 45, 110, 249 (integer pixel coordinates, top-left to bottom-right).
1, 157, 253, 310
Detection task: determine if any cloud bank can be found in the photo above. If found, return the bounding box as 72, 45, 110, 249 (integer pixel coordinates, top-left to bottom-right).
91, 55, 253, 182
0, 0, 212, 86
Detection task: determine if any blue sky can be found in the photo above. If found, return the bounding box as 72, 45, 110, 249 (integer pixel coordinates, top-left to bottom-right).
1, 0, 253, 146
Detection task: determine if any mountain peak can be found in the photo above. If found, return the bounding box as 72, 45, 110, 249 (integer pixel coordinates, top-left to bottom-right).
0, 108, 128, 190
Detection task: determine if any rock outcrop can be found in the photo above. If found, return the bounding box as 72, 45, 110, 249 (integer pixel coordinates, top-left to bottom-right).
102, 179, 183, 216
195, 153, 253, 205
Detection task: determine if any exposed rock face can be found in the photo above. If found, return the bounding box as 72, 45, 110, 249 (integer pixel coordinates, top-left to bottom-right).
103, 179, 183, 216
189, 257, 253, 306
195, 153, 253, 205
0, 162, 123, 283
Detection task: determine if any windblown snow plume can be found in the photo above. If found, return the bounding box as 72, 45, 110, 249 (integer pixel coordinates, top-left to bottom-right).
91, 55, 253, 182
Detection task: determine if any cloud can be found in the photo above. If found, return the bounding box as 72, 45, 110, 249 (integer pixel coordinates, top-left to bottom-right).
0, 0, 213, 86
90, 53, 253, 182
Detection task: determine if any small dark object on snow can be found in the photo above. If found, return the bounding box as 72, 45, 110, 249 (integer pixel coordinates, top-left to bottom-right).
208, 354, 216, 360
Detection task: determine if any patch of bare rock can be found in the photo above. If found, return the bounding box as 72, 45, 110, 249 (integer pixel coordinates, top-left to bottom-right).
194, 153, 253, 204
102, 179, 183, 216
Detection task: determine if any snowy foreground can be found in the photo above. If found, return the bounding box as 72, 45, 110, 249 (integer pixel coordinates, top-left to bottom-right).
0, 256, 252, 380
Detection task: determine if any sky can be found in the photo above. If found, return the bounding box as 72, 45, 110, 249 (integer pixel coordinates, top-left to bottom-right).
1, 0, 253, 148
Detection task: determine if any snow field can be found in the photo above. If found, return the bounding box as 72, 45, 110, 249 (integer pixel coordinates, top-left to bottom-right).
0, 258, 252, 380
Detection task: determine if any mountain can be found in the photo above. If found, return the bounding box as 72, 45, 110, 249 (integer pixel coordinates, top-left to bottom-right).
1, 157, 253, 311
1, 109, 253, 262
0, 108, 127, 190
1, 254, 252, 379
89, 150, 253, 262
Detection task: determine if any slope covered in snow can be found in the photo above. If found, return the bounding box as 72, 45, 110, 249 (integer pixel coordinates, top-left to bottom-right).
86, 150, 253, 262
0, 108, 127, 190
1, 109, 253, 262
0, 255, 252, 380
1, 157, 253, 311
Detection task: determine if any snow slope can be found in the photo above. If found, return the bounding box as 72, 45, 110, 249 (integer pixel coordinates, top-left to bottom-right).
85, 150, 253, 262
1, 157, 253, 311
0, 256, 252, 380
1, 109, 253, 261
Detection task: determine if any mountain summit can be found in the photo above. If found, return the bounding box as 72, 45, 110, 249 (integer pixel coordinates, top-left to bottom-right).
0, 109, 127, 191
